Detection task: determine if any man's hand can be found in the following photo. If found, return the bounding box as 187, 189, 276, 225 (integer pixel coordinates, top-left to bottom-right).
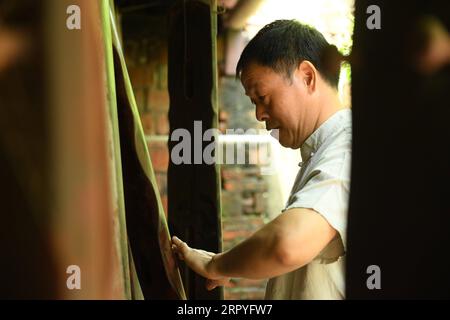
171, 236, 235, 290
171, 236, 216, 279
206, 278, 235, 291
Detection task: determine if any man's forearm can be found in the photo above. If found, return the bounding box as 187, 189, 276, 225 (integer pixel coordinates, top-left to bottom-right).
208, 221, 298, 280
206, 208, 337, 280
172, 208, 336, 282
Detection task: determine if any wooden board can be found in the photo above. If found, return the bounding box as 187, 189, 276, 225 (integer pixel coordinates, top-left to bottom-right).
168, 0, 223, 300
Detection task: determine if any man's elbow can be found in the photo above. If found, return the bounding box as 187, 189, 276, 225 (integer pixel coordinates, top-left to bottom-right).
271, 209, 338, 269
273, 235, 311, 269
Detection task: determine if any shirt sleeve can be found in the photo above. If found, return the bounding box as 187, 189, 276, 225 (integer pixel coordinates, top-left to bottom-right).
283, 144, 351, 263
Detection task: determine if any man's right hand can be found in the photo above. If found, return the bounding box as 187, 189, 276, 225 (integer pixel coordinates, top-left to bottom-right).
171, 236, 235, 290
206, 278, 235, 291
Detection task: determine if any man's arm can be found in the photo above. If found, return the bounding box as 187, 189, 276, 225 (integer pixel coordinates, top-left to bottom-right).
171, 207, 337, 282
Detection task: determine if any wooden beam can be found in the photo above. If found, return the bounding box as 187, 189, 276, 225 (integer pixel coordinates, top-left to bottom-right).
168, 0, 223, 300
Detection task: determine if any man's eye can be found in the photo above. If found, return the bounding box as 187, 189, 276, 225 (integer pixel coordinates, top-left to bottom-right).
258, 95, 266, 102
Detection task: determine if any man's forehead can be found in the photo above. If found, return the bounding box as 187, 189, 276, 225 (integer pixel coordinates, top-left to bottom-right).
241, 63, 264, 83
243, 80, 259, 96
241, 63, 277, 95
241, 71, 262, 95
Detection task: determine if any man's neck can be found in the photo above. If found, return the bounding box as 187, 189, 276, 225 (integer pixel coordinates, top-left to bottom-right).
314, 87, 346, 133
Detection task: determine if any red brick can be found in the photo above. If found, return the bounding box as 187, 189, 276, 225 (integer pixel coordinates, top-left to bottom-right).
219, 121, 227, 134
221, 191, 242, 217
148, 89, 169, 112
222, 180, 242, 192
129, 66, 146, 88
155, 112, 170, 135
160, 194, 168, 218
222, 230, 253, 241
148, 142, 169, 172
141, 113, 154, 135
221, 167, 243, 180
223, 181, 232, 191
219, 110, 229, 122
155, 172, 167, 195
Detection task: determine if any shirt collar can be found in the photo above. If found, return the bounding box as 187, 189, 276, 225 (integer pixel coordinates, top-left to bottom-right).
300, 109, 351, 165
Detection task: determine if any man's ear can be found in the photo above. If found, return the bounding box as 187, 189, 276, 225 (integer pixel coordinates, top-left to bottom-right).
296, 60, 317, 93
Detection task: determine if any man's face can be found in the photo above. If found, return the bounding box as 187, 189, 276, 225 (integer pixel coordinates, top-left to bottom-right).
240, 62, 316, 149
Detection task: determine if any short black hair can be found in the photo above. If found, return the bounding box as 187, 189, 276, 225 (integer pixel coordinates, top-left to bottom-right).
236, 19, 339, 88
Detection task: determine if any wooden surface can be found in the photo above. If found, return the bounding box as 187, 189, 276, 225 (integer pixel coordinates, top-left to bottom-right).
168, 0, 223, 300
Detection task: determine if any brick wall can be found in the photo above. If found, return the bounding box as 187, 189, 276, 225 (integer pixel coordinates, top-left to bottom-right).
125, 33, 170, 216
218, 75, 277, 300
221, 165, 269, 299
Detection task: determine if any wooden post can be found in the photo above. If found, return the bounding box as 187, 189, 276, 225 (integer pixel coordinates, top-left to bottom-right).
168, 0, 223, 300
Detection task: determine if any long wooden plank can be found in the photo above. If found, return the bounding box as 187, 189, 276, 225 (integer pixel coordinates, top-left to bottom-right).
168, 0, 222, 300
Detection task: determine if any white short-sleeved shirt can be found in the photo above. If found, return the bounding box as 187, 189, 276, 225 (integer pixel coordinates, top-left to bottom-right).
265, 108, 352, 300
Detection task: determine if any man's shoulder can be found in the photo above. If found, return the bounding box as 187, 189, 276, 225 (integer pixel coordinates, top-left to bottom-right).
316, 124, 352, 160
319, 109, 352, 151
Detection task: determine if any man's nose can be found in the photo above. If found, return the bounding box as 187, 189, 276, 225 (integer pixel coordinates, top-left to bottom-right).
255, 104, 269, 122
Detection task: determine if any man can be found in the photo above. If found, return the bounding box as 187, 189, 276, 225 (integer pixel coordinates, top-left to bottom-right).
171, 20, 351, 299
